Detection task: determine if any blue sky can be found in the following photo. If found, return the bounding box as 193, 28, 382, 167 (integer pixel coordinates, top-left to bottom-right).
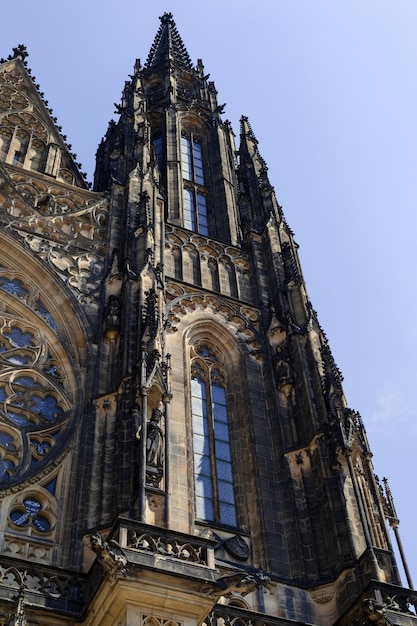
2, 0, 417, 586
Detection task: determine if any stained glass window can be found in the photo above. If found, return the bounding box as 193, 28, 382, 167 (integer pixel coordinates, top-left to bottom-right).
191, 344, 236, 526
0, 307, 72, 486
10, 497, 51, 532
153, 136, 164, 171
181, 134, 208, 235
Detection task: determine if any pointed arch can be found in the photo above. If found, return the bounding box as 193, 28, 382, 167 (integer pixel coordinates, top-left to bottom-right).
183, 243, 201, 286
164, 299, 263, 537
181, 318, 249, 529
172, 246, 183, 280
207, 257, 220, 292
190, 339, 236, 525
222, 258, 238, 298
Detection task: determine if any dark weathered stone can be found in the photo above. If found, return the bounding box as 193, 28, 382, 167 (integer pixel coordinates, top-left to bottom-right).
0, 12, 414, 626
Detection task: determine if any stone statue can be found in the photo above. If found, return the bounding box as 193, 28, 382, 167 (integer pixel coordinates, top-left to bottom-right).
135, 406, 164, 487
104, 295, 121, 337
146, 408, 164, 469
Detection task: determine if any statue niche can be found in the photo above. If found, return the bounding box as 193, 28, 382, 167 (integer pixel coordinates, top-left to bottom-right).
136, 407, 164, 488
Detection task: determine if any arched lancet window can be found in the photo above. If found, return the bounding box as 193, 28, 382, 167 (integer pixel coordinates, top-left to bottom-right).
190, 342, 236, 526
224, 260, 238, 298
172, 246, 183, 280
181, 134, 208, 236
152, 136, 164, 171
190, 247, 201, 286
208, 258, 220, 292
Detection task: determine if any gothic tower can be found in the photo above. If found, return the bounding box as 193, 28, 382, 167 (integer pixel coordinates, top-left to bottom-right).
0, 13, 415, 626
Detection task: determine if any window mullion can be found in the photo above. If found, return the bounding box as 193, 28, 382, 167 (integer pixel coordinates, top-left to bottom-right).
207, 371, 220, 522
190, 135, 195, 183
189, 137, 197, 232
193, 188, 198, 232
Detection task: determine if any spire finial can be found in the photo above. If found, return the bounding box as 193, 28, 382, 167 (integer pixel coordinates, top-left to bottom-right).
160, 12, 173, 24
10, 44, 28, 62
145, 13, 193, 71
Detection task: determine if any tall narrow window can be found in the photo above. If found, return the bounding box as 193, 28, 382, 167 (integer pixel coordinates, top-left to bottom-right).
181, 135, 208, 235
153, 136, 164, 171
191, 343, 236, 526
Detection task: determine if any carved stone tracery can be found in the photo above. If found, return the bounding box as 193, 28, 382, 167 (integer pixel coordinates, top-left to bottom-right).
0, 563, 84, 605
126, 528, 210, 566
166, 288, 261, 359
0, 165, 108, 315
0, 267, 78, 493
165, 225, 250, 299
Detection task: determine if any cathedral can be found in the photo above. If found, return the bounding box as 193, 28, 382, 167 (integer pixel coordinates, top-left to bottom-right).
0, 12, 415, 626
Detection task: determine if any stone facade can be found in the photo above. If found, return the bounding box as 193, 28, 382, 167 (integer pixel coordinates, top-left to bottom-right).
0, 15, 415, 626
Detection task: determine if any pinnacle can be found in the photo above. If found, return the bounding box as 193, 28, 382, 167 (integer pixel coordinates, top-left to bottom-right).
240, 116, 258, 143
145, 13, 193, 71
239, 116, 268, 172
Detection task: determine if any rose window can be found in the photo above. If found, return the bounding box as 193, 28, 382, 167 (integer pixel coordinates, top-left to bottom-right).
0, 281, 75, 488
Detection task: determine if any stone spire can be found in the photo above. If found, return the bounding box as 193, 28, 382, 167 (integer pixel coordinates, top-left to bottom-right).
237, 115, 281, 233
145, 12, 193, 70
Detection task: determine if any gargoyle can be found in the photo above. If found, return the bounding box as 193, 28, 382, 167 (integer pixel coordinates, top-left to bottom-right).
90, 532, 128, 577
358, 598, 388, 626
202, 570, 270, 597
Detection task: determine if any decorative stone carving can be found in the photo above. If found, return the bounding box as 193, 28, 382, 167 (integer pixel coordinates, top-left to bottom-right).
165, 224, 250, 299
274, 343, 294, 394
284, 437, 323, 477
126, 527, 211, 566
10, 44, 29, 62
0, 169, 108, 314
197, 528, 222, 547
141, 615, 181, 626
353, 598, 388, 626
147, 493, 164, 510
104, 294, 121, 338
7, 587, 28, 626
94, 394, 117, 420
267, 306, 287, 348
0, 297, 74, 490
141, 288, 160, 369
224, 535, 250, 561
166, 290, 261, 359
310, 585, 335, 604
201, 570, 270, 597
0, 563, 84, 602
205, 607, 273, 626
90, 532, 128, 578
140, 408, 164, 487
